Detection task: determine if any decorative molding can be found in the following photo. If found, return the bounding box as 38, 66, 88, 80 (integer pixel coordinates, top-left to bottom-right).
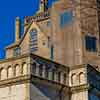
70, 84, 89, 93
70, 64, 87, 70
0, 75, 31, 88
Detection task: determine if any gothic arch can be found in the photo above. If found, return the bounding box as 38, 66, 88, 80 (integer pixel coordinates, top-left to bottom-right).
0, 68, 7, 80
79, 72, 86, 84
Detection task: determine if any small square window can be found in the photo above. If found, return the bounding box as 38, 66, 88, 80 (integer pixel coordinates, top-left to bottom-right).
85, 36, 97, 52
47, 21, 51, 27
60, 11, 73, 27
13, 47, 21, 57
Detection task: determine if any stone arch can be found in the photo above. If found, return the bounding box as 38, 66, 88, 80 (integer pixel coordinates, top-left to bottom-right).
22, 62, 27, 75
71, 73, 76, 85
14, 64, 20, 77
7, 66, 13, 78
79, 72, 86, 84
0, 68, 7, 80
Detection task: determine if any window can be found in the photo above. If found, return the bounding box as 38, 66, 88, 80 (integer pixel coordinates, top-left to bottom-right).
47, 21, 51, 27
60, 11, 73, 27
50, 45, 54, 60
47, 36, 50, 48
30, 28, 38, 52
13, 47, 21, 57
85, 36, 97, 52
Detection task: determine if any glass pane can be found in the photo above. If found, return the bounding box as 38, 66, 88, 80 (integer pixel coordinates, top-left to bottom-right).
60, 11, 73, 27
85, 36, 96, 52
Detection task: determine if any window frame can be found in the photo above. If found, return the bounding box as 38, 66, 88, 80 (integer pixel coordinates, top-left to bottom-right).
85, 35, 97, 52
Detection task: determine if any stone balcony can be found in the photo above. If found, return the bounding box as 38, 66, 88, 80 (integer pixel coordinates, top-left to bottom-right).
30, 53, 69, 86
0, 53, 69, 87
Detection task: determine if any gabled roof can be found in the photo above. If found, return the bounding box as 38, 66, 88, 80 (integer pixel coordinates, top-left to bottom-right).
6, 11, 50, 49
5, 21, 33, 49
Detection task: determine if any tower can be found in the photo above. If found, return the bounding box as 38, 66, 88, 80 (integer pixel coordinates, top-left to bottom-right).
50, 0, 100, 66
50, 0, 100, 100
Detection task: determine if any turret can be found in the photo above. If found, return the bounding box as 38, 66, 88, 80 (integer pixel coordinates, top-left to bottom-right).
37, 0, 48, 13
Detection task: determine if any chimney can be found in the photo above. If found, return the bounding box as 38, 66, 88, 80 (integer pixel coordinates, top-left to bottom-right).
15, 17, 20, 42
24, 17, 28, 33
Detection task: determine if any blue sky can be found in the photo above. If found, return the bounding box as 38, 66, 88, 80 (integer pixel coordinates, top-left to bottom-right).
0, 0, 54, 59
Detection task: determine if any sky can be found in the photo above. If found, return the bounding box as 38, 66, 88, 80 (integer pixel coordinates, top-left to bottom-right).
0, 0, 54, 59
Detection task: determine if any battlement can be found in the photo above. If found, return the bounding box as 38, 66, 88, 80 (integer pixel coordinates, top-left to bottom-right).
0, 53, 69, 87
25, 10, 50, 24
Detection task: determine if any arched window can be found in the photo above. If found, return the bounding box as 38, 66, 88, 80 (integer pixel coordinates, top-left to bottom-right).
30, 28, 38, 52
71, 73, 76, 85
7, 66, 13, 78
0, 68, 7, 80
22, 63, 27, 75
79, 72, 86, 84
15, 64, 20, 77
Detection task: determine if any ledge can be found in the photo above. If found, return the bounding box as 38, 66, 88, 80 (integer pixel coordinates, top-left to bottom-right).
0, 75, 31, 88
70, 84, 89, 93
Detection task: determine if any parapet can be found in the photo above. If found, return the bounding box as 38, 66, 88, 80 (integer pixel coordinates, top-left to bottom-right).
25, 10, 50, 24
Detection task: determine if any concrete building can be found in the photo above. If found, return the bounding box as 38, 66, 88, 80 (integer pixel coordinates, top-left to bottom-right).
0, 0, 100, 100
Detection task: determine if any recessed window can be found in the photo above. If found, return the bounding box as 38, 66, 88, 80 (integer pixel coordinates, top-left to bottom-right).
13, 47, 21, 57
85, 36, 97, 52
60, 11, 73, 27
30, 28, 38, 52
47, 21, 51, 27
50, 45, 54, 60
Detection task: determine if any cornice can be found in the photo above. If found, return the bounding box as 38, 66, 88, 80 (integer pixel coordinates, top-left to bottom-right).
0, 53, 31, 64
70, 64, 87, 70
70, 84, 89, 93
0, 75, 31, 88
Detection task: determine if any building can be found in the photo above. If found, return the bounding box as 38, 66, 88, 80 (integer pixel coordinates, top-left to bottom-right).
0, 0, 100, 100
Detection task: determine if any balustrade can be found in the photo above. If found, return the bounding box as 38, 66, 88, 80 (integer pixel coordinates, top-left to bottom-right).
0, 54, 68, 86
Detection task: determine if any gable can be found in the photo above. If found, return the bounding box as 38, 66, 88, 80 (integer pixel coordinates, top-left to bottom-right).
20, 21, 50, 59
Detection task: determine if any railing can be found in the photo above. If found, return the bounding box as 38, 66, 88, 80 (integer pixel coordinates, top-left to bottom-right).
30, 54, 69, 86
0, 53, 69, 86
25, 11, 50, 24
